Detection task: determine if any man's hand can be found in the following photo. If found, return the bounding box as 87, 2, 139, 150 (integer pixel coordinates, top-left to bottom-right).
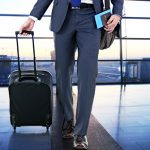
19, 18, 35, 35
104, 14, 121, 33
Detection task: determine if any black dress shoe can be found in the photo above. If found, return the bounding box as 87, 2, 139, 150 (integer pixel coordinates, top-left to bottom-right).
73, 135, 88, 149
62, 119, 74, 139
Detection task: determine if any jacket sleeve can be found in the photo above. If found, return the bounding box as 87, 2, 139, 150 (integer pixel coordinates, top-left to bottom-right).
111, 0, 124, 16
30, 0, 53, 20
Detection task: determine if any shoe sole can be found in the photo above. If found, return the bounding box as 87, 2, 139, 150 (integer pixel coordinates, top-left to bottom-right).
73, 145, 88, 150
62, 133, 74, 139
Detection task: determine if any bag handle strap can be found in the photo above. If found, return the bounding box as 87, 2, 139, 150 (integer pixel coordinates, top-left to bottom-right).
103, 0, 110, 10
94, 0, 111, 14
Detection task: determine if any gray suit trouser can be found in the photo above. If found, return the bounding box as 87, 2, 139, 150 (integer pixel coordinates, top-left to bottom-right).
54, 7, 100, 136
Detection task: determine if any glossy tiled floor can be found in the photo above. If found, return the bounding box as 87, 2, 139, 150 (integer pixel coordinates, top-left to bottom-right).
73, 84, 150, 150
93, 85, 150, 150
1, 85, 150, 150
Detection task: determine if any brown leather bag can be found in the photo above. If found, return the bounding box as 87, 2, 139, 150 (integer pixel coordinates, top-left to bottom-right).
100, 23, 120, 50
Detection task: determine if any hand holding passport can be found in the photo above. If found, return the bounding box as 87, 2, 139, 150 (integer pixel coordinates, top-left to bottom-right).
94, 9, 111, 29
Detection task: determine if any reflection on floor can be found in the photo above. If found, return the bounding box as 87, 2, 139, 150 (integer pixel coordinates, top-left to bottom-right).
52, 91, 122, 150
1, 84, 150, 150
92, 85, 150, 150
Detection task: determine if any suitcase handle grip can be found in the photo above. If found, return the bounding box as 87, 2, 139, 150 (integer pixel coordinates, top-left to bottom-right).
15, 30, 34, 36
15, 30, 37, 81
18, 76, 39, 82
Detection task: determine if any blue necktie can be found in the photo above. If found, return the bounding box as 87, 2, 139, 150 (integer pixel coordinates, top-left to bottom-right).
71, 0, 81, 7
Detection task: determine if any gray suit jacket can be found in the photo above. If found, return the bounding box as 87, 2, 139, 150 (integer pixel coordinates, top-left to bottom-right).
30, 0, 124, 32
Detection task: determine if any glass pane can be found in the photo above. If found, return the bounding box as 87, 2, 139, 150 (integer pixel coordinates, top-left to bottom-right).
0, 39, 54, 60
124, 1, 150, 17
98, 40, 120, 60
97, 61, 121, 83
0, 60, 122, 86
0, 56, 11, 85
121, 19, 150, 38
123, 60, 150, 83
0, 60, 56, 85
122, 40, 150, 59
0, 0, 52, 15
0, 17, 53, 37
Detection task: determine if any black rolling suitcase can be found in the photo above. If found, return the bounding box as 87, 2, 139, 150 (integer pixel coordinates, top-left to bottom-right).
8, 31, 53, 131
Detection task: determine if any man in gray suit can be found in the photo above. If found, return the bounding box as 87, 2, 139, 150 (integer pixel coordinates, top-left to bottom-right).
20, 0, 123, 149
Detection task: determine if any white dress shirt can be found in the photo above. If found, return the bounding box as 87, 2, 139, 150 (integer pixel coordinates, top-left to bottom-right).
81, 0, 93, 4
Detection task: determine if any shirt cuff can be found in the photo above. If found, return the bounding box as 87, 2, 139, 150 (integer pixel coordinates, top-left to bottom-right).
29, 16, 38, 22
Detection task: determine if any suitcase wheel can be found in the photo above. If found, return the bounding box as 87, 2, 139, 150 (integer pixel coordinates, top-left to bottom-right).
11, 114, 16, 131
45, 114, 51, 130
46, 126, 49, 131
13, 126, 16, 132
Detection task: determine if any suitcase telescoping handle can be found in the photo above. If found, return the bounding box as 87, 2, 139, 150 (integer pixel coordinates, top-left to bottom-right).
15, 30, 37, 81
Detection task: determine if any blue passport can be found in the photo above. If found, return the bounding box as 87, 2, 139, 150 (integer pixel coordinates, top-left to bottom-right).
95, 9, 111, 29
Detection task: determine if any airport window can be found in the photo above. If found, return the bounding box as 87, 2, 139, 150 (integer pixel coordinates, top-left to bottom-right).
0, 1, 150, 85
